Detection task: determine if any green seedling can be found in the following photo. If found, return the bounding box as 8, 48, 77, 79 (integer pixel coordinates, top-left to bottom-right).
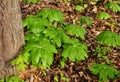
78, 16, 92, 27
11, 52, 29, 71
96, 12, 110, 20
97, 31, 120, 47
54, 76, 59, 82
62, 39, 88, 62
90, 63, 120, 82
106, 2, 120, 12
74, 5, 84, 11
60, 73, 69, 82
0, 75, 24, 82
36, 9, 64, 24
64, 24, 86, 40
94, 46, 113, 64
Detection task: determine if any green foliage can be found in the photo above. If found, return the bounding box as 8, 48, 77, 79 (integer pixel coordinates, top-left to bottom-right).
23, 0, 40, 3
36, 9, 64, 23
54, 76, 59, 82
97, 31, 120, 47
26, 38, 57, 68
12, 9, 87, 70
64, 24, 86, 40
23, 15, 49, 34
11, 52, 29, 71
94, 46, 113, 64
95, 46, 109, 57
79, 16, 92, 27
60, 73, 69, 82
43, 27, 71, 47
53, 73, 69, 82
106, 2, 120, 12
0, 75, 24, 82
96, 12, 110, 20
74, 5, 85, 11
90, 63, 120, 82
62, 39, 87, 62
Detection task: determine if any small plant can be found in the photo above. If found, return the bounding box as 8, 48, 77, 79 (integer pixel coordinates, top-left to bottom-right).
90, 63, 120, 82
78, 16, 92, 27
43, 27, 71, 47
23, 0, 40, 3
36, 9, 64, 24
26, 38, 58, 68
94, 46, 113, 64
23, 15, 49, 34
60, 73, 69, 82
106, 2, 120, 12
54, 73, 69, 82
74, 3, 88, 11
11, 9, 87, 70
54, 76, 59, 82
95, 46, 109, 57
62, 39, 88, 62
11, 52, 29, 71
97, 31, 120, 47
96, 12, 110, 20
64, 24, 86, 40
0, 75, 24, 82
74, 5, 85, 11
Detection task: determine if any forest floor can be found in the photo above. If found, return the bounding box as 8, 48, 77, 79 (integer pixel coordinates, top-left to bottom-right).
19, 0, 120, 82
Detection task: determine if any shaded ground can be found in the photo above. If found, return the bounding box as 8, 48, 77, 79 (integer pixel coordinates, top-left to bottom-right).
19, 0, 120, 82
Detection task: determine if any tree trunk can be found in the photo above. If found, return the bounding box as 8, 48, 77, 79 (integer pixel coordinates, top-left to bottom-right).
0, 0, 24, 78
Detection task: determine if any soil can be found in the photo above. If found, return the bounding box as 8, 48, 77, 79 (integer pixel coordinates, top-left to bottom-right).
19, 0, 120, 82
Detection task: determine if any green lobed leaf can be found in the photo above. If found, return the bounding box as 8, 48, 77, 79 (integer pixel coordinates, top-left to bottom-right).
52, 36, 62, 47
90, 63, 119, 81
97, 31, 120, 47
23, 15, 50, 34
5, 75, 24, 82
106, 2, 120, 12
43, 27, 57, 39
40, 38, 58, 53
61, 33, 71, 43
74, 5, 85, 11
80, 16, 92, 26
27, 39, 57, 68
25, 33, 43, 42
65, 24, 86, 40
41, 51, 54, 68
96, 12, 110, 20
10, 52, 30, 71
16, 63, 28, 71
43, 27, 71, 47
36, 9, 64, 23
10, 55, 23, 65
62, 39, 87, 62
30, 49, 42, 66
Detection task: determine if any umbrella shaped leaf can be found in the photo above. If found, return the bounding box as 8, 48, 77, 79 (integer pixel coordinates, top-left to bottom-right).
62, 39, 88, 62
97, 31, 120, 47
65, 24, 86, 40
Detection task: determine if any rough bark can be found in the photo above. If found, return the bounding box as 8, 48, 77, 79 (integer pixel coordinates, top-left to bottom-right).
0, 0, 24, 78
